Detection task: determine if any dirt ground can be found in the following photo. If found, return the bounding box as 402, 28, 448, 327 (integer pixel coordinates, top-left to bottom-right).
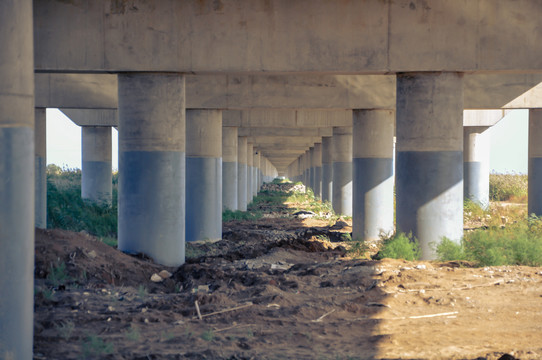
34, 195, 542, 359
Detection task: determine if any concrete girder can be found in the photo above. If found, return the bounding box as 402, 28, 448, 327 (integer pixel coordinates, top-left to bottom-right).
35, 1, 542, 74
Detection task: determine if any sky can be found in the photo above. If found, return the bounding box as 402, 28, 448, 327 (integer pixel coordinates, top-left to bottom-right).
45, 108, 529, 174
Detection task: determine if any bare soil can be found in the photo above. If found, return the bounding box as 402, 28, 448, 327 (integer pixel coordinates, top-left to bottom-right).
34, 208, 542, 359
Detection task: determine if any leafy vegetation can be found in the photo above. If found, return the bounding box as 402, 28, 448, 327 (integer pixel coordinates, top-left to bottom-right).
437, 215, 542, 266
47, 165, 117, 239
374, 233, 421, 261
81, 334, 114, 359
489, 173, 528, 202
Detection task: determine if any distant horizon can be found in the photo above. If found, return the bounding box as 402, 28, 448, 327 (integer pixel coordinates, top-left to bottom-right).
46, 108, 529, 175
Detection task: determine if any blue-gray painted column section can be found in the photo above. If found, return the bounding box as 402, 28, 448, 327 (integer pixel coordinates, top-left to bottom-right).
353, 110, 395, 241
332, 127, 353, 216
0, 1, 34, 358
396, 72, 464, 260
222, 127, 238, 210
247, 143, 253, 203
82, 126, 112, 205
464, 126, 490, 208
35, 108, 47, 229
237, 136, 248, 211
313, 143, 322, 198
529, 109, 542, 216
186, 110, 222, 242
322, 136, 333, 203
253, 149, 260, 197
309, 146, 315, 191
118, 73, 186, 266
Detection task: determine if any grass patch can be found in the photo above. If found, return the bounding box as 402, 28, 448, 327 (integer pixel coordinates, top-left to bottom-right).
223, 208, 262, 221
47, 261, 72, 287
81, 335, 114, 359
375, 233, 421, 261
47, 165, 117, 238
437, 216, 542, 266
489, 173, 528, 202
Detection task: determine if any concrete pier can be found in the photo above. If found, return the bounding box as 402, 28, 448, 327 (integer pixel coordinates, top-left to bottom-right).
82, 126, 112, 205
529, 109, 542, 216
186, 110, 222, 243
464, 126, 490, 208
309, 146, 315, 191
353, 110, 395, 241
322, 136, 333, 203
247, 143, 254, 204
118, 73, 186, 266
253, 149, 260, 197
396, 72, 464, 259
35, 108, 47, 229
0, 1, 35, 358
222, 127, 238, 211
332, 127, 353, 216
313, 143, 322, 198
237, 136, 248, 211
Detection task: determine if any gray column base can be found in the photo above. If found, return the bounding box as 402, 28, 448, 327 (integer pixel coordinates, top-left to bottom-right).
529, 157, 542, 216
223, 161, 238, 211
353, 158, 394, 241
82, 160, 112, 205
396, 151, 463, 260
35, 155, 47, 228
237, 163, 247, 211
118, 151, 185, 266
0, 127, 34, 360
186, 157, 222, 242
464, 161, 489, 208
332, 161, 352, 216
322, 163, 333, 203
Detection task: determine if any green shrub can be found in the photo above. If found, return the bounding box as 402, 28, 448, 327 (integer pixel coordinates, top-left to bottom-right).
436, 216, 542, 266
222, 209, 262, 221
375, 233, 420, 261
489, 173, 528, 202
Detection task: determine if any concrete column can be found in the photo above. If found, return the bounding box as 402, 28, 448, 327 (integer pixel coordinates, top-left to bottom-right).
253, 149, 260, 197
82, 126, 112, 205
464, 126, 490, 208
222, 127, 238, 211
353, 110, 395, 241
304, 150, 310, 186
309, 146, 315, 191
396, 72, 464, 260
0, 1, 35, 358
247, 142, 253, 203
237, 136, 248, 211
118, 73, 185, 266
35, 108, 47, 229
186, 110, 222, 243
313, 143, 322, 198
529, 109, 542, 216
322, 136, 333, 203
332, 127, 353, 216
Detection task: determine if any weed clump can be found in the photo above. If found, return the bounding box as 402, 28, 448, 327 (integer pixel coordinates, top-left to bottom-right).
375, 233, 421, 261
489, 173, 528, 202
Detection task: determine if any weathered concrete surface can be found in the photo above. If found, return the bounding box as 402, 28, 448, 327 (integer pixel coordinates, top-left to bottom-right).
35, 108, 47, 229
0, 1, 35, 359
321, 137, 333, 203
118, 73, 186, 267
247, 143, 254, 204
186, 110, 222, 243
61, 108, 117, 127
529, 109, 542, 216
35, 1, 542, 73
396, 72, 464, 260
223, 127, 238, 211
464, 126, 490, 208
353, 110, 395, 241
82, 126, 112, 205
332, 127, 353, 216
237, 137, 248, 211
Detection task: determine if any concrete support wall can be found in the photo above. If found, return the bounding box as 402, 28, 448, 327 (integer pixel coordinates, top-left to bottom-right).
322, 137, 333, 203
82, 126, 112, 205
237, 136, 248, 211
222, 127, 238, 211
0, 1, 35, 358
463, 126, 490, 208
313, 143, 322, 198
186, 110, 222, 243
529, 109, 542, 216
35, 108, 47, 229
247, 143, 253, 204
353, 110, 395, 241
118, 73, 186, 266
332, 127, 353, 216
396, 72, 464, 260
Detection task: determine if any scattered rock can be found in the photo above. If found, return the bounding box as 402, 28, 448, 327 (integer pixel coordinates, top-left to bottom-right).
158, 270, 172, 279
150, 273, 163, 282
87, 250, 97, 259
